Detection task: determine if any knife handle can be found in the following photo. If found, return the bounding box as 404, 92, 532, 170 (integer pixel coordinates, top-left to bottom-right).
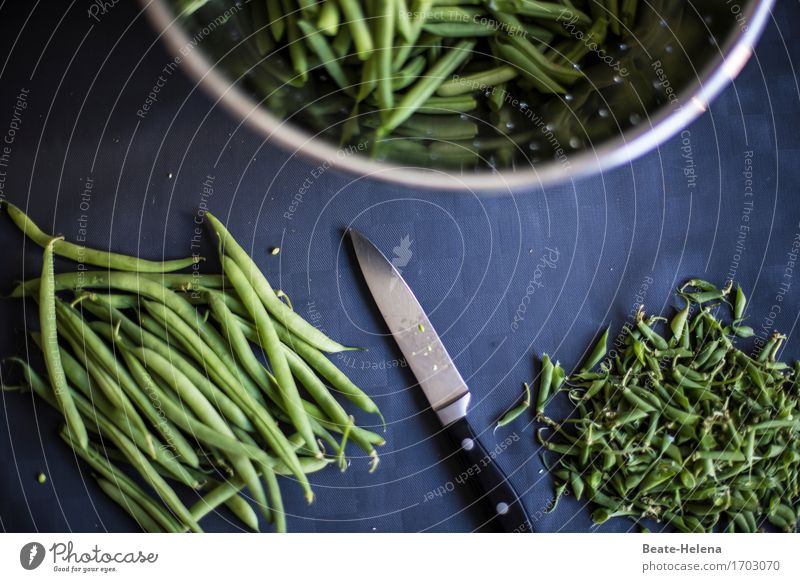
443, 417, 533, 533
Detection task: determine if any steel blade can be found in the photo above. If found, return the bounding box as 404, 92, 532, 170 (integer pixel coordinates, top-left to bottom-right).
349, 228, 470, 424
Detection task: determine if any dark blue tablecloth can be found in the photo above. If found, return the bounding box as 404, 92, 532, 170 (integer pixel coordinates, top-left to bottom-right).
1, 1, 798, 533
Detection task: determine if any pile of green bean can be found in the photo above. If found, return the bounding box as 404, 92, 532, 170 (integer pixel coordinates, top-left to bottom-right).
1, 201, 384, 533
186, 0, 639, 166
531, 280, 800, 532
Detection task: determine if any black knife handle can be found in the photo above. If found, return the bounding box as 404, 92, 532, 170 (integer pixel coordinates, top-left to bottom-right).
443, 417, 533, 533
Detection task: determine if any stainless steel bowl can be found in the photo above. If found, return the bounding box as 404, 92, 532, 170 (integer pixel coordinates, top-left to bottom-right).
141, 0, 775, 191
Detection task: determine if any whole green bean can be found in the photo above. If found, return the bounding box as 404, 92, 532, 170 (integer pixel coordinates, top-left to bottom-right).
38, 237, 88, 449
495, 382, 531, 430
3, 201, 200, 272
7, 272, 227, 300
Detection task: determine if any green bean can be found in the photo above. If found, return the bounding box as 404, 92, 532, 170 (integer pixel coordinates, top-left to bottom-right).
392, 0, 433, 71
636, 319, 669, 351
734, 285, 747, 320
395, 0, 413, 41
378, 39, 476, 137
389, 55, 426, 91
97, 413, 202, 531
219, 255, 319, 459
581, 328, 609, 372
390, 115, 478, 140
142, 295, 314, 502
84, 297, 253, 432
205, 212, 351, 353
495, 382, 531, 430
337, 0, 373, 60
297, 20, 351, 92
670, 302, 690, 342
492, 0, 590, 24
620, 0, 637, 30
2, 201, 200, 272
55, 301, 126, 409
283, 347, 379, 469
38, 364, 202, 530
242, 316, 383, 424
47, 327, 154, 458
415, 95, 478, 114
317, 0, 340, 35
208, 306, 384, 448
494, 39, 567, 93
96, 477, 164, 533
422, 21, 497, 36
189, 478, 259, 531
436, 65, 518, 97
535, 354, 554, 415
140, 297, 263, 404
493, 12, 582, 85
129, 344, 270, 515
224, 491, 261, 531
263, 465, 287, 532
62, 432, 182, 532
119, 345, 278, 469
202, 291, 311, 472
7, 272, 227, 299
104, 335, 198, 460
38, 237, 88, 449
373, 0, 396, 113
286, 13, 309, 82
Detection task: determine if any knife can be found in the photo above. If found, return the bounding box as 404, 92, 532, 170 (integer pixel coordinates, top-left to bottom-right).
349, 228, 533, 533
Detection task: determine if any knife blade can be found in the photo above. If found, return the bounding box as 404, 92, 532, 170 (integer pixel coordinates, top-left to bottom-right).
349, 228, 533, 533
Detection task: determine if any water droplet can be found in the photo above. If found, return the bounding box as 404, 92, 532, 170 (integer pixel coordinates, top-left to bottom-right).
613, 75, 623, 84
618, 42, 629, 51
664, 44, 674, 53
545, 123, 554, 132
598, 108, 609, 118
659, 19, 667, 27
505, 121, 515, 130
629, 113, 642, 125
528, 141, 540, 151
569, 137, 582, 149
564, 93, 574, 102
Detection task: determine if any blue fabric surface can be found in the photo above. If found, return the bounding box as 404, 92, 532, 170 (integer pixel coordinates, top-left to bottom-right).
0, 1, 798, 533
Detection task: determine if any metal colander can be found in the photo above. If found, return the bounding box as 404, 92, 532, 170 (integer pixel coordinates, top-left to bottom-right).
142, 0, 775, 191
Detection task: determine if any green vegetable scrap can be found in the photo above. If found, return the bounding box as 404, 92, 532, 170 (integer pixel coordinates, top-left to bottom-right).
535, 280, 800, 533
